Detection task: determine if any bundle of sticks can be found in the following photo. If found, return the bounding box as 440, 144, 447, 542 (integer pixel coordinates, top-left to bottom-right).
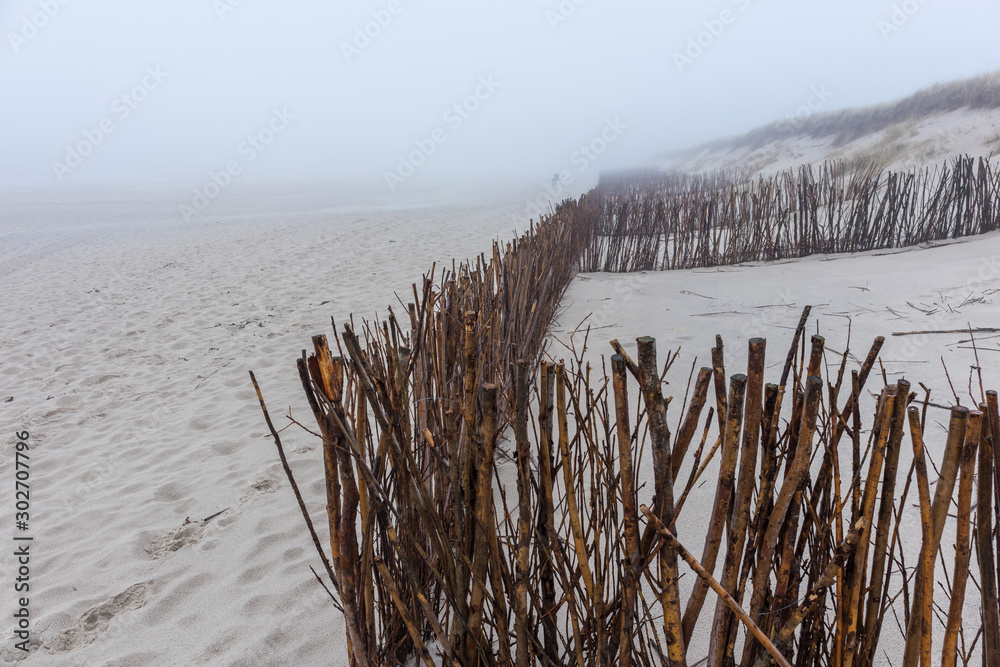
250, 155, 1000, 664
254, 298, 1000, 665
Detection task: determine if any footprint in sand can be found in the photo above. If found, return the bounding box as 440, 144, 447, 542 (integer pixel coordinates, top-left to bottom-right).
143, 522, 206, 559
144, 477, 280, 554
44, 583, 149, 653
237, 476, 281, 505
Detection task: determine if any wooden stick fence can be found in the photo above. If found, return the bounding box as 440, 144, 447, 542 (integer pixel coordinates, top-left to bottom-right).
255, 313, 999, 665
581, 156, 1000, 273
251, 155, 1000, 665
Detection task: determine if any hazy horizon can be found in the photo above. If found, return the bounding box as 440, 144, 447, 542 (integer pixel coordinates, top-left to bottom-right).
3, 0, 1000, 197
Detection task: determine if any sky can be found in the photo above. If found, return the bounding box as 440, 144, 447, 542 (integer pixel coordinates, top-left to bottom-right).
2, 0, 999, 196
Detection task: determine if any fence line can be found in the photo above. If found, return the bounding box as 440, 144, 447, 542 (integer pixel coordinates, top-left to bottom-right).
581, 156, 999, 272
252, 155, 1000, 666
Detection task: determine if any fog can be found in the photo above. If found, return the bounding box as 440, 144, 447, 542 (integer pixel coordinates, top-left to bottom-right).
2, 0, 999, 196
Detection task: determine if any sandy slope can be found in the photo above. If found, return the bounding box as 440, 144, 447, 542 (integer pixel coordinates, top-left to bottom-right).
660, 107, 1000, 177
554, 233, 1000, 395
0, 184, 539, 665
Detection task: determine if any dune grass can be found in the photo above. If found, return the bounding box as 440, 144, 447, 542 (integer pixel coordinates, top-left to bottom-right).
664, 70, 1000, 160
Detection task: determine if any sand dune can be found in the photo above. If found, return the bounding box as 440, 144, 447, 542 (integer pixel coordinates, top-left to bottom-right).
660, 106, 1000, 177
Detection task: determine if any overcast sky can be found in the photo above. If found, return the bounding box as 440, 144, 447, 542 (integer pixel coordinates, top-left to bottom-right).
2, 0, 999, 195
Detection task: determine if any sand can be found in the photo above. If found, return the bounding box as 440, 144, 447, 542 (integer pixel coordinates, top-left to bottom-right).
554, 233, 1000, 398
